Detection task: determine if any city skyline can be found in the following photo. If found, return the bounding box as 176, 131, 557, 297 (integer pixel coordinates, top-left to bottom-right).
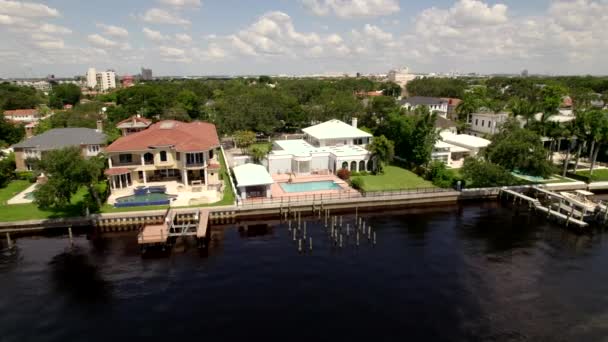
0, 0, 607, 78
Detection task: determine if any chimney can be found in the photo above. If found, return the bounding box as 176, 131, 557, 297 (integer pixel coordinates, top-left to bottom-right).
351, 117, 358, 128
25, 126, 34, 138
96, 120, 103, 132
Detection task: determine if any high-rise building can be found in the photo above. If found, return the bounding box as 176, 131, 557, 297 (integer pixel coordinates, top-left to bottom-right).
387, 67, 417, 96
86, 67, 97, 89
98, 70, 116, 91
141, 67, 152, 81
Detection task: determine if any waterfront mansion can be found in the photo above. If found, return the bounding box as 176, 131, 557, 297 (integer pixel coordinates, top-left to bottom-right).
104, 120, 222, 192
267, 118, 374, 175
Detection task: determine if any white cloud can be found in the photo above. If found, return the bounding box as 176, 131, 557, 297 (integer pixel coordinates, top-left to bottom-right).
159, 45, 191, 62
301, 0, 400, 18
40, 23, 71, 34
0, 0, 59, 17
35, 40, 64, 50
175, 33, 192, 44
143, 27, 169, 41
142, 8, 190, 25
88, 33, 118, 47
158, 0, 201, 7
97, 23, 129, 38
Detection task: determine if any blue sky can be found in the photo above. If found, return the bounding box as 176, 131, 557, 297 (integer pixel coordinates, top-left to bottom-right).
1, 0, 606, 77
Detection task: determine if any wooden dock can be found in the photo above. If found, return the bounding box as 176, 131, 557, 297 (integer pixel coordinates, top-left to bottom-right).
137, 208, 210, 246
500, 188, 588, 228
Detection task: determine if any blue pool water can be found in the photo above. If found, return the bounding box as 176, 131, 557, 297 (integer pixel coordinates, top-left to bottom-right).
280, 180, 341, 193
114, 193, 175, 207
512, 172, 548, 182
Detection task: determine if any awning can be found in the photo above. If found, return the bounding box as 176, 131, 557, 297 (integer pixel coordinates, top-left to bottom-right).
104, 168, 131, 176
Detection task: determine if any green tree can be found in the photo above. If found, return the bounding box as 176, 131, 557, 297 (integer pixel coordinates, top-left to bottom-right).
33, 147, 105, 209
484, 119, 554, 177
382, 82, 402, 98
0, 152, 16, 188
0, 83, 43, 110
0, 114, 25, 146
49, 84, 82, 108
508, 97, 538, 126
425, 160, 455, 188
367, 135, 394, 174
233, 130, 256, 148
456, 92, 481, 125
461, 158, 517, 187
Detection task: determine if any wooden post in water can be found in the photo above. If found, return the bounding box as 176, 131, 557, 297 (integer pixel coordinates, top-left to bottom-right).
6, 232, 12, 249
303, 222, 307, 239
339, 234, 343, 248
346, 224, 350, 236
367, 226, 371, 240
298, 239, 302, 253
356, 231, 359, 246
293, 228, 296, 241
68, 226, 74, 246
309, 237, 313, 251
373, 231, 377, 245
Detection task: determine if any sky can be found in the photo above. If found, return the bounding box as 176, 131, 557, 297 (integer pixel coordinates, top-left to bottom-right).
0, 0, 607, 78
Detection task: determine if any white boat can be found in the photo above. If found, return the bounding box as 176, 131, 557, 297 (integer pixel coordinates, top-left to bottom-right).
559, 190, 601, 212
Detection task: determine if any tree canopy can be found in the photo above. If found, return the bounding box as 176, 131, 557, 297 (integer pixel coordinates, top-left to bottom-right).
49, 84, 82, 109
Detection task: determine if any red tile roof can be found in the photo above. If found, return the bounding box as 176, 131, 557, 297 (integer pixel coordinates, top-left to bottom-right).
4, 109, 38, 116
106, 120, 220, 153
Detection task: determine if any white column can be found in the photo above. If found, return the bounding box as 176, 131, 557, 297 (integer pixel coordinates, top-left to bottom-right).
112, 176, 116, 189
118, 174, 123, 188
108, 157, 113, 168
204, 168, 208, 185
240, 186, 247, 199
140, 154, 147, 184
183, 168, 188, 186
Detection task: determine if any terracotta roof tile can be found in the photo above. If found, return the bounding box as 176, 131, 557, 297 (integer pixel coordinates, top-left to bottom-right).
4, 109, 38, 116
106, 120, 220, 153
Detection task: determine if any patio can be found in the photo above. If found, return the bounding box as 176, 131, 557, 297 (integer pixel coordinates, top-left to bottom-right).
107, 180, 222, 207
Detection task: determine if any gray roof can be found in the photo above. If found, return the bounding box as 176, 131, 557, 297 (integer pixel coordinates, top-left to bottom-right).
400, 96, 447, 106
12, 128, 106, 150
435, 116, 457, 129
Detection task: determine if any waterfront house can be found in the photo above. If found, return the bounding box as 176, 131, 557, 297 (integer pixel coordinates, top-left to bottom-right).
468, 112, 509, 136
400, 96, 449, 118
431, 132, 491, 168
3, 109, 39, 124
267, 118, 373, 175
104, 120, 221, 192
11, 126, 106, 171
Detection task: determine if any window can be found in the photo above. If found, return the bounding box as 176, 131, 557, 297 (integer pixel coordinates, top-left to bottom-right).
186, 152, 204, 165
209, 149, 214, 159
87, 145, 100, 153
367, 160, 373, 172
481, 120, 485, 127
119, 154, 132, 164
475, 119, 478, 125
144, 153, 154, 164
350, 161, 357, 172
359, 160, 365, 171
341, 161, 348, 169
160, 151, 167, 162
176, 152, 180, 161
26, 163, 33, 171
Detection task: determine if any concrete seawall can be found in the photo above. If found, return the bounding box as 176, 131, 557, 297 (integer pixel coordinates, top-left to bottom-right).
0, 181, 592, 233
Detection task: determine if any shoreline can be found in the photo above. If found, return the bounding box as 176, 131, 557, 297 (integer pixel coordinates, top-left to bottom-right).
0, 180, 597, 234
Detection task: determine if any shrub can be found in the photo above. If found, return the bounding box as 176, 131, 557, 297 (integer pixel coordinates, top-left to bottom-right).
337, 168, 351, 180
424, 161, 455, 188
351, 177, 364, 190
15, 171, 36, 183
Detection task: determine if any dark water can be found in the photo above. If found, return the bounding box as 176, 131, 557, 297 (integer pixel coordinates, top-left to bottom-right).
2, 202, 608, 342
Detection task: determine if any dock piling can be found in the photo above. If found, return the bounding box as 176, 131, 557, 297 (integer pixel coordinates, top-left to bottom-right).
68, 226, 73, 246
6, 232, 12, 249
309, 237, 313, 251
298, 239, 302, 253
373, 231, 377, 245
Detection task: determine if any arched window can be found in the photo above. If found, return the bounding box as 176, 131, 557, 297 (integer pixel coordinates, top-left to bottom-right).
359, 160, 365, 172
350, 161, 357, 172
341, 161, 348, 169
367, 160, 373, 172
144, 152, 153, 164
160, 151, 167, 162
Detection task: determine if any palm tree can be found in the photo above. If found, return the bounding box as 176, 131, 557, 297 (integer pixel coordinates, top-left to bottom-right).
455, 93, 480, 129
509, 98, 538, 126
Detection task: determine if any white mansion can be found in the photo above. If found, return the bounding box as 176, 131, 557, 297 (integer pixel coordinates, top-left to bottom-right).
267, 118, 374, 175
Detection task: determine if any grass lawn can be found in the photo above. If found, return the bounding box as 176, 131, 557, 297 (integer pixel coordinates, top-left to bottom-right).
0, 180, 32, 204
352, 165, 434, 192
576, 169, 608, 182
0, 186, 89, 222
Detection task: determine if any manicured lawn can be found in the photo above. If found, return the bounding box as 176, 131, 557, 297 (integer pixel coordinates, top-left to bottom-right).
0, 186, 90, 222
352, 166, 434, 192
576, 169, 608, 182
0, 180, 32, 204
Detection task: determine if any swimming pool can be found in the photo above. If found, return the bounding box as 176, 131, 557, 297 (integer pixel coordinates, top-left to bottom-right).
280, 180, 342, 193
115, 193, 176, 208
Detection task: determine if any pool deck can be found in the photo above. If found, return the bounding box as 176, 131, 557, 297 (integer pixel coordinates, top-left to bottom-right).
269, 174, 360, 200
7, 183, 38, 205
107, 181, 221, 207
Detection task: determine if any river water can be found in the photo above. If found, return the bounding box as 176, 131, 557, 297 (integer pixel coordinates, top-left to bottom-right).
2, 202, 608, 341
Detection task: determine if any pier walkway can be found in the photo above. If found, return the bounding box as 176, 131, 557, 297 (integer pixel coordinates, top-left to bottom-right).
138, 208, 210, 246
